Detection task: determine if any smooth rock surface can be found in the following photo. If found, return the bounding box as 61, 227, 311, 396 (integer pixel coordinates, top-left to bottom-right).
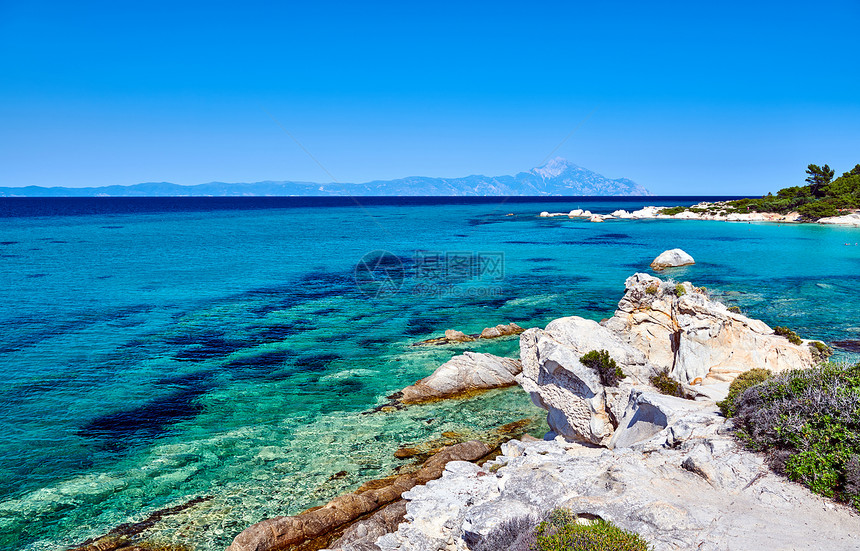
376, 432, 860, 551
399, 352, 522, 404
479, 322, 524, 339
650, 248, 695, 269
818, 213, 860, 226
443, 329, 474, 342
517, 316, 654, 445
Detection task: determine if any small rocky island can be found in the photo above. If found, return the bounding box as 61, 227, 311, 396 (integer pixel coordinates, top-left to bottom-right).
228, 273, 859, 551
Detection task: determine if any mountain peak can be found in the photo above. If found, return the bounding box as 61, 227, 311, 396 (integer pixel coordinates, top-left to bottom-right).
532, 157, 578, 179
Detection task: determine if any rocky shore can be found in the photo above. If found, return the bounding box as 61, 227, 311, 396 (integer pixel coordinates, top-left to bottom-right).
539, 203, 860, 226
227, 272, 857, 551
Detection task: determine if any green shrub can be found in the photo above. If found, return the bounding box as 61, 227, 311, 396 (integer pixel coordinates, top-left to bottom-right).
650, 368, 685, 398
717, 368, 771, 417
659, 206, 687, 216
468, 514, 538, 551
674, 284, 686, 297
727, 306, 742, 314
645, 284, 659, 295
534, 509, 650, 551
580, 350, 625, 387
472, 509, 651, 551
731, 362, 860, 512
797, 201, 838, 220
809, 341, 833, 362
773, 326, 803, 345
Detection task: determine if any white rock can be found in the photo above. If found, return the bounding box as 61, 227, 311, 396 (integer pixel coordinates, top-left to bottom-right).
518, 273, 818, 444
818, 213, 860, 226
650, 248, 695, 269
517, 317, 653, 445
376, 431, 860, 551
568, 209, 583, 217
608, 388, 717, 449
399, 352, 522, 403
604, 273, 816, 384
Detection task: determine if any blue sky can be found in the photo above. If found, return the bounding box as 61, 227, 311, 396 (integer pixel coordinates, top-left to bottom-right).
1, 1, 858, 194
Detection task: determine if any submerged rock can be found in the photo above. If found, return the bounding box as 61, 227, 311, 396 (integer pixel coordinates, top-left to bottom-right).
649, 248, 695, 269
399, 352, 522, 404
227, 441, 492, 551
443, 329, 474, 342
478, 322, 523, 339
412, 322, 523, 346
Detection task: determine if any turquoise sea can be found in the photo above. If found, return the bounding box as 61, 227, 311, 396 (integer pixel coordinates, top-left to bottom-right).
1, 197, 859, 551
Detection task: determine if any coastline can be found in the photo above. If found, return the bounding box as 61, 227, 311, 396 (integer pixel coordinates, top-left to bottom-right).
6, 198, 860, 551
539, 202, 860, 227
226, 272, 859, 551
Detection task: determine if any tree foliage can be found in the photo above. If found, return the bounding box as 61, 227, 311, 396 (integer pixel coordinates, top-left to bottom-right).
713, 162, 860, 220
805, 163, 835, 197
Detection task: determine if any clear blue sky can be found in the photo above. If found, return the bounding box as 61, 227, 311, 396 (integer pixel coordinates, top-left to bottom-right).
1, 0, 858, 194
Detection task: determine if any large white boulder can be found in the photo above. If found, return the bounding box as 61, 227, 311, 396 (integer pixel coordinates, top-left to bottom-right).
399, 352, 521, 404
650, 248, 695, 269
517, 317, 655, 445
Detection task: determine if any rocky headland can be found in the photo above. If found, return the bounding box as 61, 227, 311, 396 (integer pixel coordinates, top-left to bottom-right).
229, 273, 857, 551
537, 203, 860, 226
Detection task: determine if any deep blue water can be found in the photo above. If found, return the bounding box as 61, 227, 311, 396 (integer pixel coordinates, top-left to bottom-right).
0, 196, 858, 550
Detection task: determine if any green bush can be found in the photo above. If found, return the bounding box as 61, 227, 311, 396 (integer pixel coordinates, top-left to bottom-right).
687, 161, 860, 220
773, 326, 803, 345
580, 350, 625, 387
731, 362, 860, 512
727, 306, 742, 314
809, 341, 833, 362
674, 284, 686, 297
659, 206, 687, 216
797, 201, 838, 220
650, 368, 685, 398
472, 509, 651, 551
534, 509, 650, 551
645, 284, 659, 295
717, 368, 771, 417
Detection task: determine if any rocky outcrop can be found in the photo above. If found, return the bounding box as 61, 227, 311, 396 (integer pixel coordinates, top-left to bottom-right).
374, 427, 859, 551
517, 317, 654, 445
413, 323, 523, 345
325, 500, 408, 551
818, 212, 860, 226
398, 352, 522, 404
518, 273, 818, 445
227, 441, 492, 551
605, 273, 816, 384
649, 248, 694, 269
478, 323, 524, 339
443, 329, 473, 342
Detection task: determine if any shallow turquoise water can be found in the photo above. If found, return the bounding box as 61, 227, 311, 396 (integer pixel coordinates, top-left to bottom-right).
0, 198, 858, 550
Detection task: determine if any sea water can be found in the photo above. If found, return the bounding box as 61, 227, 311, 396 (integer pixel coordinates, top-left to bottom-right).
0, 197, 858, 550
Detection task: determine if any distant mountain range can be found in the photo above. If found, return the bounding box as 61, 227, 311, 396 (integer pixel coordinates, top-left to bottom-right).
0, 158, 651, 197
